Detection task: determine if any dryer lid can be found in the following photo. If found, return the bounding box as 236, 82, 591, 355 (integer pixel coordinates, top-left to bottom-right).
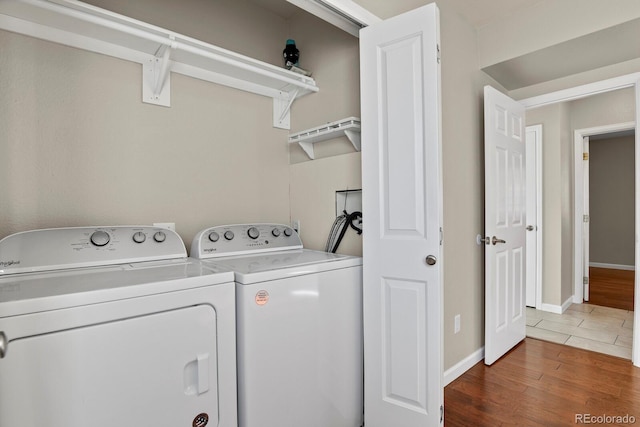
0, 258, 234, 317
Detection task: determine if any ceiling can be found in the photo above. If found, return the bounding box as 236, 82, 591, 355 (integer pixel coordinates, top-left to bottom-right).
439, 0, 544, 28
250, 0, 544, 28
250, 0, 638, 91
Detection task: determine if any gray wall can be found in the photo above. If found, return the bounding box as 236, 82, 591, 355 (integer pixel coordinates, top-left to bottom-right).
589, 135, 635, 266
526, 102, 572, 306
1, 0, 362, 253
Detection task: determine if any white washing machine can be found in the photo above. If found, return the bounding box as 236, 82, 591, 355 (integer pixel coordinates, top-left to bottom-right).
191, 223, 363, 427
0, 226, 237, 427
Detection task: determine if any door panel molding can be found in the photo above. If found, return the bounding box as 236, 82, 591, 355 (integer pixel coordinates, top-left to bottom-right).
484, 85, 527, 366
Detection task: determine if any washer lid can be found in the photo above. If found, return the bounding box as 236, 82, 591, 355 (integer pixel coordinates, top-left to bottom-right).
0, 258, 234, 317
203, 249, 362, 284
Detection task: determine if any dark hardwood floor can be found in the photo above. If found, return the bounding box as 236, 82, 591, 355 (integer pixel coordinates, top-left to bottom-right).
445, 338, 640, 426
589, 267, 635, 311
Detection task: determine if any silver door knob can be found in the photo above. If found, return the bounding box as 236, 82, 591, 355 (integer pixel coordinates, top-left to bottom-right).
526, 225, 534, 231
492, 236, 506, 245
425, 255, 437, 266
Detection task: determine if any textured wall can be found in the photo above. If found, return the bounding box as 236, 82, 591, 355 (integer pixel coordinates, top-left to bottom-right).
589, 135, 635, 266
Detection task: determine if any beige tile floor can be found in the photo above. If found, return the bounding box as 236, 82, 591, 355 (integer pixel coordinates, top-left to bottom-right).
526, 303, 634, 359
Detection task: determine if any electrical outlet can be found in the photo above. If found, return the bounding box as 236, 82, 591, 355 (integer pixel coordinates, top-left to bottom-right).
454, 314, 461, 334
292, 220, 300, 233
154, 222, 175, 231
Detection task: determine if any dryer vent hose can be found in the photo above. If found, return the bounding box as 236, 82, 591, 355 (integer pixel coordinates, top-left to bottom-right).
325, 210, 362, 253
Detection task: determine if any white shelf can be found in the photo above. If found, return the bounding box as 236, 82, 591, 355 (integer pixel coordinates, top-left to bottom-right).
0, 0, 319, 129
289, 117, 361, 159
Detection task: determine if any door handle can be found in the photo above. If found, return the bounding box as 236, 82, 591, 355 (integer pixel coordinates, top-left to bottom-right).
526, 225, 534, 231
425, 255, 437, 266
492, 236, 506, 245
0, 331, 6, 358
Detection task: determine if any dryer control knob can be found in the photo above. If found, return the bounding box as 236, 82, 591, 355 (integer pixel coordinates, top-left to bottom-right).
284, 228, 293, 237
208, 231, 220, 242
224, 230, 235, 241
153, 231, 166, 243
247, 227, 260, 239
132, 231, 146, 244
90, 230, 110, 247
271, 228, 281, 237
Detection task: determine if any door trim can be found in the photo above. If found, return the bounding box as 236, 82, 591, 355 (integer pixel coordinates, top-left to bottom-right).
573, 122, 635, 303
520, 73, 639, 367
520, 73, 640, 108
526, 124, 543, 310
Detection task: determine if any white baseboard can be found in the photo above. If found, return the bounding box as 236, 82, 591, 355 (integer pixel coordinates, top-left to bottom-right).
443, 347, 484, 387
540, 296, 574, 314
589, 262, 635, 271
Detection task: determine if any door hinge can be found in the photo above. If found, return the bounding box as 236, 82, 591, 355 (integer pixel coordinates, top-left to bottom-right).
440, 404, 444, 423
440, 227, 443, 246
583, 276, 589, 285
437, 44, 441, 64
583, 215, 590, 223
583, 152, 589, 160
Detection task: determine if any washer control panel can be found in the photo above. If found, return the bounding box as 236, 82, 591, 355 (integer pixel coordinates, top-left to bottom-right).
191, 223, 302, 259
0, 226, 187, 275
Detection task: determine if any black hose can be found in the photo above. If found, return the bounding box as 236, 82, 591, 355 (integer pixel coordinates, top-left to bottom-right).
330, 210, 362, 253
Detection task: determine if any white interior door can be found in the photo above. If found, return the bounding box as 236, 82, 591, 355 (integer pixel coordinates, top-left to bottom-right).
361, 4, 443, 426
484, 86, 527, 366
525, 126, 540, 308
583, 136, 590, 301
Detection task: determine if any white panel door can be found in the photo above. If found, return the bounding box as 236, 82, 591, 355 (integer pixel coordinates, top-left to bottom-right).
484, 86, 526, 366
361, 4, 443, 426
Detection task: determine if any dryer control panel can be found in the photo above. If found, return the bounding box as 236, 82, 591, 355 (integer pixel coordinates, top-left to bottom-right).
191, 223, 302, 259
0, 226, 187, 275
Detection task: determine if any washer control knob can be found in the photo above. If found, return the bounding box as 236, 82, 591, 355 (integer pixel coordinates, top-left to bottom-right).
284, 228, 293, 237
153, 231, 166, 243
132, 232, 146, 244
224, 230, 235, 241
247, 227, 260, 239
271, 228, 281, 237
208, 231, 220, 242
90, 230, 110, 247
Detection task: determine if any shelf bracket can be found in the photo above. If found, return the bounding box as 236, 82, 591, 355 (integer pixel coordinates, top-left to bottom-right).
344, 129, 361, 152
273, 88, 300, 130
298, 140, 316, 159
143, 37, 174, 107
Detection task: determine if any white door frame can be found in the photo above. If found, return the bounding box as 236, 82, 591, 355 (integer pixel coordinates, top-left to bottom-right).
525, 124, 543, 310
520, 72, 640, 367
583, 136, 590, 302
573, 122, 635, 303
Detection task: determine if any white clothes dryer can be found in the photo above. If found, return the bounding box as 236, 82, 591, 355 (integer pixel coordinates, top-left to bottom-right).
0, 226, 237, 427
191, 223, 363, 427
